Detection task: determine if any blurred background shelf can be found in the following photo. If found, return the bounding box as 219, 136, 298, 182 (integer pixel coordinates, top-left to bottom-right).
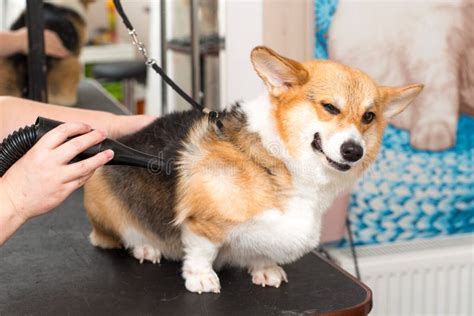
80, 43, 136, 64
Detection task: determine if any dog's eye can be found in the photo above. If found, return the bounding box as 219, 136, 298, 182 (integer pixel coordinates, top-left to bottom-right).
322, 103, 340, 115
362, 111, 376, 124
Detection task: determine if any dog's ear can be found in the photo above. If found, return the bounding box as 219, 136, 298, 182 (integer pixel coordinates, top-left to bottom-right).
380, 84, 424, 118
251, 46, 309, 96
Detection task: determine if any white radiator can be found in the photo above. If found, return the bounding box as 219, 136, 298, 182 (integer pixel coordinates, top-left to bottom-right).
327, 234, 474, 316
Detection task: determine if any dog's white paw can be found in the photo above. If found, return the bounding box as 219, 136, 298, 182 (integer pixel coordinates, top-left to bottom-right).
410, 120, 455, 151
183, 269, 221, 294
250, 265, 288, 288
132, 245, 161, 264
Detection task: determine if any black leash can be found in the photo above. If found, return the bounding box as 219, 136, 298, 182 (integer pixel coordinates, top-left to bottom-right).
346, 216, 361, 280
112, 0, 222, 129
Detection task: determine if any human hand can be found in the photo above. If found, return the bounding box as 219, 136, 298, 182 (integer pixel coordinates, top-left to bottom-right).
13, 28, 71, 58
1, 122, 113, 222
43, 30, 71, 58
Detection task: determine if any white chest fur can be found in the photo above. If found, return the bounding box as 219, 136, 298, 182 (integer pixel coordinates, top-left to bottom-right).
220, 193, 329, 267
215, 95, 352, 268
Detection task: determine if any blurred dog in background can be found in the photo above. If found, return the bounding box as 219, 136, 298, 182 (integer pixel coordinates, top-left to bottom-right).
329, 0, 473, 151
0, 0, 94, 105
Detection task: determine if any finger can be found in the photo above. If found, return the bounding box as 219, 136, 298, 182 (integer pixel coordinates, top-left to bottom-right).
36, 122, 92, 150
48, 43, 71, 58
63, 149, 114, 183
64, 170, 95, 194
56, 129, 107, 163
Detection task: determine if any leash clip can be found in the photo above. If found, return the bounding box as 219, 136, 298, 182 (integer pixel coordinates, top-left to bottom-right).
208, 111, 224, 130
208, 110, 219, 121
128, 28, 149, 61
146, 59, 157, 66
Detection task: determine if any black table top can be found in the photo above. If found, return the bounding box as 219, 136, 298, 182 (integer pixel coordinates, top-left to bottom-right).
0, 80, 372, 315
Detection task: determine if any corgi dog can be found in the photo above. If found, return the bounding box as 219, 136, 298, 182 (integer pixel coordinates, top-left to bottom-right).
84, 46, 423, 294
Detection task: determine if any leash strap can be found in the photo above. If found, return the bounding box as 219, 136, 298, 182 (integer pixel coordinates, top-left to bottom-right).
113, 0, 222, 127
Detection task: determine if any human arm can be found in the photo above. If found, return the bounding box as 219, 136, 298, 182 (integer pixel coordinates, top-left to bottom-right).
0, 96, 155, 140
0, 97, 155, 246
0, 186, 25, 246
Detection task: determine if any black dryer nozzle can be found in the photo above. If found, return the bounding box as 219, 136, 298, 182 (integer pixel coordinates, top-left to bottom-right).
0, 117, 160, 177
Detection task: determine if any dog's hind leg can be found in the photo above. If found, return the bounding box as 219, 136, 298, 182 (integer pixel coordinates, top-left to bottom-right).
84, 170, 125, 250
120, 227, 162, 264
89, 226, 122, 249
84, 169, 163, 264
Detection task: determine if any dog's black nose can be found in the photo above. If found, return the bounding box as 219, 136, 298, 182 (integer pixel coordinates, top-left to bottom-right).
340, 141, 363, 162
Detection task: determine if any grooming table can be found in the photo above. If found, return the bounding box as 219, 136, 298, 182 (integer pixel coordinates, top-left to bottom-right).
0, 79, 372, 315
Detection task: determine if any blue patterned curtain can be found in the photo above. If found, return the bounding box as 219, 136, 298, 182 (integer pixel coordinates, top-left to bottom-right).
314, 0, 338, 59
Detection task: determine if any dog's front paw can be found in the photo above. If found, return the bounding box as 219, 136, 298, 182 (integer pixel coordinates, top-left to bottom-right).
183, 269, 221, 294
132, 245, 161, 264
410, 120, 455, 151
250, 265, 288, 288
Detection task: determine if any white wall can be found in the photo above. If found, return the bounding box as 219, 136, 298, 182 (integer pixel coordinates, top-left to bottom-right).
1, 0, 25, 30
145, 0, 162, 116
221, 0, 264, 105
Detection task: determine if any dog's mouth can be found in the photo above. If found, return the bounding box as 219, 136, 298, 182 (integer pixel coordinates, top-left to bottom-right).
311, 133, 351, 172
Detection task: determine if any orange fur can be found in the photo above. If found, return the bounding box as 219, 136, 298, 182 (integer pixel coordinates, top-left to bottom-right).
84, 169, 160, 249
175, 48, 422, 242
252, 47, 422, 170
175, 118, 292, 243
